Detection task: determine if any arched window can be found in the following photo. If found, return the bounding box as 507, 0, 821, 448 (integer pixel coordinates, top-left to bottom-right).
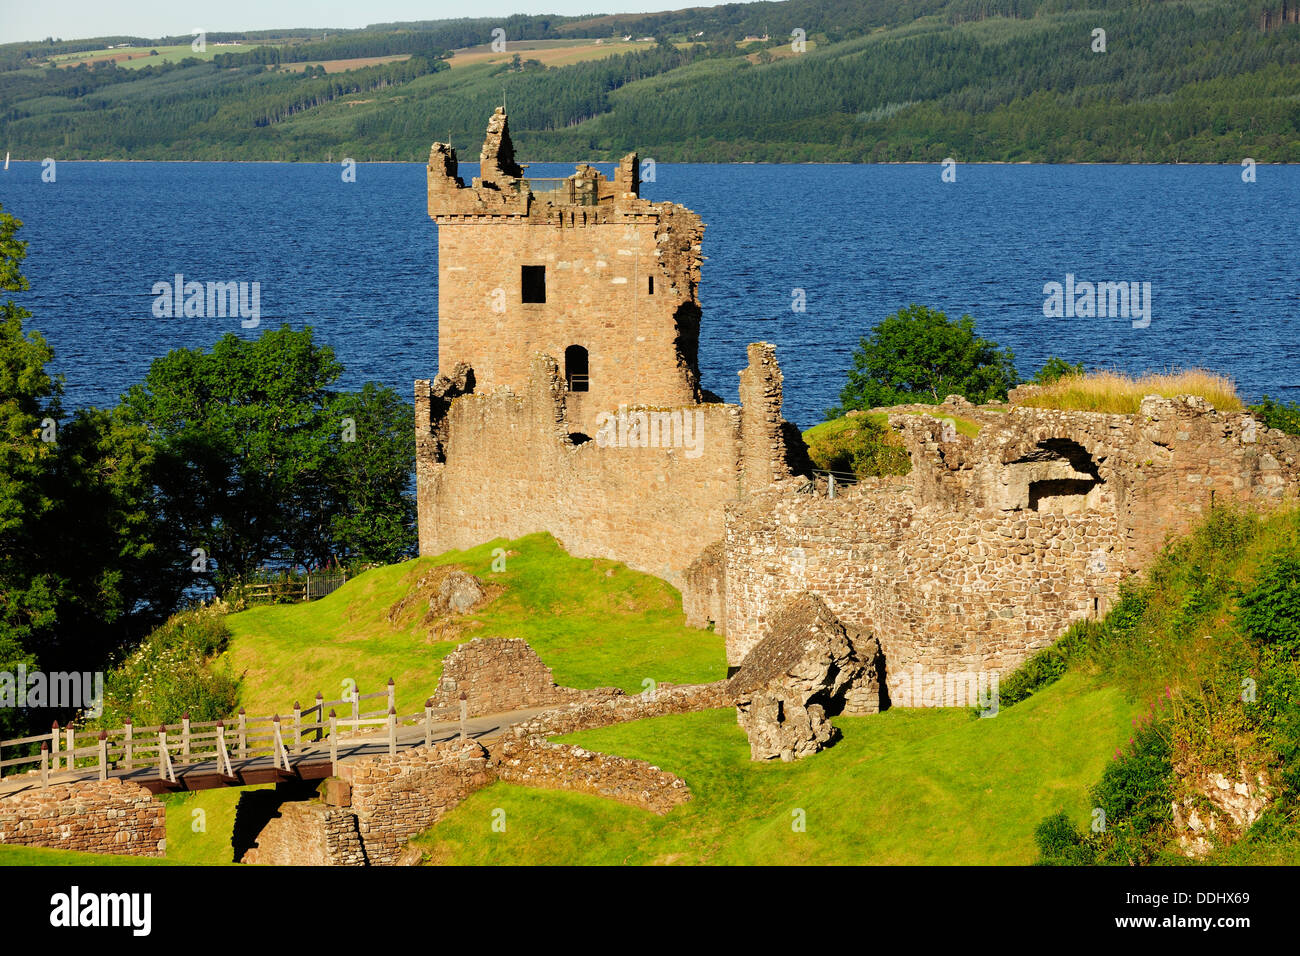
565, 345, 589, 392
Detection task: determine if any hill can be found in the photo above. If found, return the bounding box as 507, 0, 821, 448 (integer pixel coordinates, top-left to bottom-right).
1, 0, 1297, 163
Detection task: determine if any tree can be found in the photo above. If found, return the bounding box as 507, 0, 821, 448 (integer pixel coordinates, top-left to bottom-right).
120, 326, 416, 592
0, 205, 59, 721
828, 304, 1018, 417
1033, 356, 1085, 384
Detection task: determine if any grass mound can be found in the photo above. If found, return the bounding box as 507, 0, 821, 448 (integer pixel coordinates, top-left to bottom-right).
1019, 369, 1243, 414
221, 532, 726, 715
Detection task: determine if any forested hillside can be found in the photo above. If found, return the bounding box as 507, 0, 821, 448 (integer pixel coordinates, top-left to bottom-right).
1, 0, 1297, 162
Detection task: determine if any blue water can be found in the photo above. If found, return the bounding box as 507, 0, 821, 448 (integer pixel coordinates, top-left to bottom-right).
1, 161, 1296, 429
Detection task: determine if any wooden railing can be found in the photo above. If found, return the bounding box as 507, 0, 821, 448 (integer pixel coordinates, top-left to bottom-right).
0, 679, 470, 789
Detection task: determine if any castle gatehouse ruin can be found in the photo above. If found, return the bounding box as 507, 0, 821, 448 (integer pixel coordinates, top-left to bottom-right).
417, 110, 1300, 708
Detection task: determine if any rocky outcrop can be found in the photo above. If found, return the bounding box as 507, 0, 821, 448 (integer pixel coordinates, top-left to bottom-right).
1172, 762, 1272, 858
728, 592, 883, 761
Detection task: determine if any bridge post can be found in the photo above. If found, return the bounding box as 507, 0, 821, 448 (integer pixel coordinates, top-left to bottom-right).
272, 715, 284, 771
387, 678, 395, 716
293, 701, 302, 753
97, 730, 107, 782
181, 713, 191, 766
424, 699, 433, 748
238, 708, 247, 760
40, 742, 48, 788
50, 721, 59, 772
66, 726, 74, 771
351, 688, 359, 725
123, 721, 133, 772
329, 709, 338, 776
158, 727, 167, 780
388, 708, 397, 756
459, 692, 467, 742
315, 692, 324, 741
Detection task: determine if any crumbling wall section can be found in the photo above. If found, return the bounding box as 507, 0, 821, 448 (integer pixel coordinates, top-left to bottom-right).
418, 353, 744, 585
431, 637, 621, 715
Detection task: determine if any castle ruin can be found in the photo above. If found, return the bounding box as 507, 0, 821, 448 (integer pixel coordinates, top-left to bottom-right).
416, 109, 1300, 707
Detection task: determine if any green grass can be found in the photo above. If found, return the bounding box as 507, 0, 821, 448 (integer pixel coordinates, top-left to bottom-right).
408, 670, 1137, 865
0, 844, 178, 865
162, 786, 270, 864
221, 532, 726, 715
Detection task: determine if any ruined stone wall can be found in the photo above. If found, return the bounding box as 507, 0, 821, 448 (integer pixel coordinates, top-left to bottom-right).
436, 217, 700, 434
492, 739, 691, 814
682, 541, 726, 633
723, 490, 1124, 703
417, 354, 745, 585
0, 779, 165, 857
340, 740, 493, 866
431, 637, 620, 715
239, 800, 362, 866
724, 397, 1300, 705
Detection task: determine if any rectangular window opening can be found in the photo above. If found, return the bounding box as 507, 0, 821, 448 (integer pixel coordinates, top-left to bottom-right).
647, 275, 654, 295
522, 265, 546, 303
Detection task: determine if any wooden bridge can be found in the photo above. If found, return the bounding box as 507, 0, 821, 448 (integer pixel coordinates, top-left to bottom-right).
0, 681, 544, 797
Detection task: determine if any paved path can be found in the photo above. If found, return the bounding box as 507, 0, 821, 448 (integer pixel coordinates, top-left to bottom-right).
0, 707, 552, 798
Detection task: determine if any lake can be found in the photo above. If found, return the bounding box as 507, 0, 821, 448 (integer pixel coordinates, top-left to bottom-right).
1, 161, 1296, 429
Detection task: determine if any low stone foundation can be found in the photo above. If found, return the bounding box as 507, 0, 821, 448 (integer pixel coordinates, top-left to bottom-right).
510, 681, 730, 738
492, 738, 691, 814
0, 778, 165, 858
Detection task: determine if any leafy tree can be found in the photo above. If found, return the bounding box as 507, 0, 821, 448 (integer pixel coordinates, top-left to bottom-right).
828, 304, 1017, 416
1033, 356, 1084, 384
0, 206, 59, 727
120, 327, 415, 592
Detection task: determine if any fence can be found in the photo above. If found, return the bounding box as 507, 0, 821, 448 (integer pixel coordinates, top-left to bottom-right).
0, 679, 470, 789
243, 571, 347, 605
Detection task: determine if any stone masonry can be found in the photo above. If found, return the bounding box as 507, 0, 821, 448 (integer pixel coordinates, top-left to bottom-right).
416, 109, 807, 587
0, 778, 165, 858
430, 636, 620, 715
729, 592, 883, 761
724, 395, 1300, 705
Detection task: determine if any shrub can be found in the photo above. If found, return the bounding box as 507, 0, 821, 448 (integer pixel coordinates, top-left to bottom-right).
802, 414, 911, 478
1236, 552, 1300, 660
1033, 811, 1095, 865
1249, 396, 1300, 436
1032, 356, 1085, 385
95, 605, 240, 728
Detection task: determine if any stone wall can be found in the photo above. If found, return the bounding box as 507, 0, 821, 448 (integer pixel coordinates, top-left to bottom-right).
417, 353, 748, 586
682, 540, 726, 634
492, 738, 691, 814
0, 779, 165, 858
238, 799, 363, 866
340, 740, 493, 866
430, 637, 619, 715
723, 396, 1300, 704
510, 681, 730, 738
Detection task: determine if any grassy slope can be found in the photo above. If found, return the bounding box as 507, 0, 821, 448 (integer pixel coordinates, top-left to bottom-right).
410, 670, 1136, 865
220, 531, 727, 716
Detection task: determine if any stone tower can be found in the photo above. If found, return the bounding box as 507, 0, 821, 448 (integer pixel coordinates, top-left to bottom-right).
426, 107, 706, 434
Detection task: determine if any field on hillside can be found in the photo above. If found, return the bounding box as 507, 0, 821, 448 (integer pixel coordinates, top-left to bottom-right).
220, 532, 727, 716
49, 44, 246, 68
446, 38, 654, 69
410, 671, 1138, 865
